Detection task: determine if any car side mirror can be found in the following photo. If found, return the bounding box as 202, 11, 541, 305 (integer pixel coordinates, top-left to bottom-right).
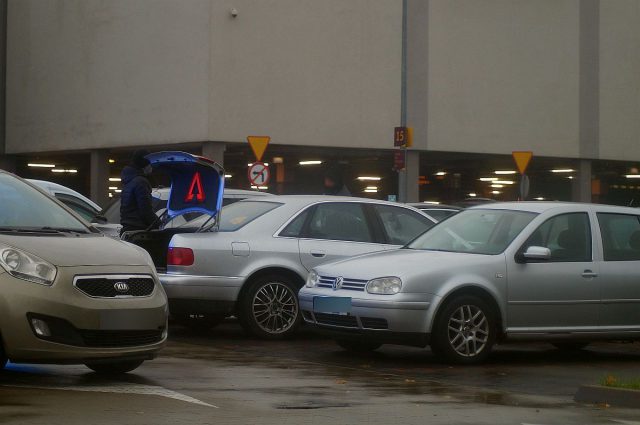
92, 214, 108, 224
517, 246, 551, 263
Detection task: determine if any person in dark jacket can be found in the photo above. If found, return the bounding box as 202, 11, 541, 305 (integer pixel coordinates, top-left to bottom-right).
323, 166, 351, 196
120, 149, 158, 233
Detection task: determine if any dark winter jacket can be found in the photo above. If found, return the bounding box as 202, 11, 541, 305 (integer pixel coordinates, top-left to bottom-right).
120, 165, 158, 230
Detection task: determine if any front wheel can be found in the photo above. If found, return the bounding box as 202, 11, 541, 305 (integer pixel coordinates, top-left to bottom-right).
238, 274, 301, 340
430, 295, 497, 364
85, 360, 144, 374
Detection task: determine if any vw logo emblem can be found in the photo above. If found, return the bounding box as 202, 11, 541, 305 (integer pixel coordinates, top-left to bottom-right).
114, 282, 130, 293
332, 276, 343, 291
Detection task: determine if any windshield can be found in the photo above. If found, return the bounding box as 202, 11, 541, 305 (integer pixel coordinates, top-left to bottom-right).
0, 174, 90, 233
178, 200, 282, 231
407, 209, 537, 255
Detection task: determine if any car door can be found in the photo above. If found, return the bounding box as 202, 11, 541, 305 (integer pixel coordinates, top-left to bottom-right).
595, 212, 640, 329
297, 202, 387, 272
506, 212, 600, 331
370, 204, 436, 247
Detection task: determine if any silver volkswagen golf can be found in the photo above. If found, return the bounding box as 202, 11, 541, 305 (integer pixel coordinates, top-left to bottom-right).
300, 202, 640, 363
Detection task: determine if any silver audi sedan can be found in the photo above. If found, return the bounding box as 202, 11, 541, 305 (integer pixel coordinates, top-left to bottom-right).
300, 202, 640, 364
160, 196, 436, 339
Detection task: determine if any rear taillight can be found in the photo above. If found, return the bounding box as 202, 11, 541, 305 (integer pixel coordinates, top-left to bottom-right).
167, 247, 194, 266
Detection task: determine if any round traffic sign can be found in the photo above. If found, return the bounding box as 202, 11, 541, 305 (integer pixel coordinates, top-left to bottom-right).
248, 162, 271, 186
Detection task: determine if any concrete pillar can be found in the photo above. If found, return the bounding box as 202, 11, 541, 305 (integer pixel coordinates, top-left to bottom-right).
572, 159, 592, 203
406, 150, 420, 202
202, 141, 226, 167
90, 150, 110, 207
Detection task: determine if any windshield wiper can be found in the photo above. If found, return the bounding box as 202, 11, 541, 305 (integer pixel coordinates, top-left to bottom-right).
0, 227, 62, 235
39, 226, 90, 234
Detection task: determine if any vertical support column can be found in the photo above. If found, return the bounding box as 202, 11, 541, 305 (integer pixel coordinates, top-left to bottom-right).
90, 150, 110, 207
405, 150, 420, 202
572, 159, 592, 202
202, 141, 226, 167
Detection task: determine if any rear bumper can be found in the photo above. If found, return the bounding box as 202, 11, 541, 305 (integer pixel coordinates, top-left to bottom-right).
159, 273, 244, 315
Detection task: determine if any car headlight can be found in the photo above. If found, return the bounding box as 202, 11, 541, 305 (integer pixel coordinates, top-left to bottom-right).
0, 244, 57, 286
305, 270, 319, 288
366, 277, 402, 295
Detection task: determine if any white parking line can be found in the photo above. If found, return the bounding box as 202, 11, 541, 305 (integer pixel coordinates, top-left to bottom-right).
3, 383, 218, 408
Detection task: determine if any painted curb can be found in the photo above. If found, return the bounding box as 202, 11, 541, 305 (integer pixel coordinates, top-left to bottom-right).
575, 385, 640, 409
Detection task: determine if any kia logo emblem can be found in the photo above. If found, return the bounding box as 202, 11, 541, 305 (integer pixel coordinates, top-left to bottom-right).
114, 282, 130, 293
332, 277, 343, 291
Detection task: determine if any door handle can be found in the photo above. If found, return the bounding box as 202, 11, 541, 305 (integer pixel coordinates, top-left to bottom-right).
581, 270, 598, 278
310, 251, 326, 258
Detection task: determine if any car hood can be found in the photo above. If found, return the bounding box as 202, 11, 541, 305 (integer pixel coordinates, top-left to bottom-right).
315, 248, 495, 281
0, 234, 152, 267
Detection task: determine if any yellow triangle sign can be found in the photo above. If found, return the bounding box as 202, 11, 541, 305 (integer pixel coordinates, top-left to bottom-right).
512, 151, 533, 175
247, 136, 271, 162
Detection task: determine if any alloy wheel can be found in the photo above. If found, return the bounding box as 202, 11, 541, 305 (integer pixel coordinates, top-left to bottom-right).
252, 282, 299, 335
446, 304, 489, 357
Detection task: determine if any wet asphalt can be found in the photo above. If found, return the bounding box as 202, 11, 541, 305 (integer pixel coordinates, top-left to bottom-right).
1, 320, 640, 425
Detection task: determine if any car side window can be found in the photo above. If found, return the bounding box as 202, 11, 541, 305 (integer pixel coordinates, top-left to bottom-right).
54, 193, 99, 221
597, 213, 640, 261
374, 205, 435, 245
280, 208, 310, 238
522, 213, 592, 262
307, 203, 373, 243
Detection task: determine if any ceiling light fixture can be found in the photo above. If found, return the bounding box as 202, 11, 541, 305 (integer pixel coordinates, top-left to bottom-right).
109, 177, 121, 182
625, 174, 640, 179
494, 170, 517, 175
551, 169, 575, 173
479, 177, 498, 182
299, 160, 322, 166
357, 176, 382, 181
28, 163, 55, 168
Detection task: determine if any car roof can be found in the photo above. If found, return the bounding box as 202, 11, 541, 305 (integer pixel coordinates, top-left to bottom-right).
27, 179, 101, 211
469, 201, 640, 215
239, 194, 426, 209
407, 203, 461, 210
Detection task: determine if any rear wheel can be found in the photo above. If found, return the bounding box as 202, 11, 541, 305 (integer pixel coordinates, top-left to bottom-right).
238, 274, 301, 339
335, 339, 382, 353
430, 295, 497, 364
85, 360, 144, 375
552, 342, 589, 351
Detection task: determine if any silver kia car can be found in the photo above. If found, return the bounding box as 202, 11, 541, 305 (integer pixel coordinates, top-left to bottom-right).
300, 202, 640, 363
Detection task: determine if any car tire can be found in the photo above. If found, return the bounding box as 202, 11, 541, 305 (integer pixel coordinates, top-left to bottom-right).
430, 295, 497, 364
0, 339, 7, 370
552, 342, 589, 351
173, 313, 226, 330
238, 274, 301, 340
85, 360, 145, 375
335, 339, 382, 353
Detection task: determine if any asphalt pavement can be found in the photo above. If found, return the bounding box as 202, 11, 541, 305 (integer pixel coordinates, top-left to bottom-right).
2, 321, 640, 425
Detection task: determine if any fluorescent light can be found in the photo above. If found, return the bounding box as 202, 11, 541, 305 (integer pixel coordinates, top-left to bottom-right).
364, 189, 378, 193
224, 174, 233, 178
494, 170, 517, 175
491, 184, 504, 188
114, 189, 122, 193
494, 180, 515, 185
248, 163, 269, 167
52, 169, 78, 173
250, 185, 269, 190
364, 186, 378, 190
551, 169, 575, 173
468, 193, 477, 197
108, 193, 113, 198
625, 174, 640, 179
423, 201, 440, 204
435, 171, 446, 176
357, 176, 381, 181
108, 159, 115, 164
567, 176, 575, 180
28, 163, 55, 168
492, 191, 501, 195
479, 177, 498, 182
299, 160, 322, 166
535, 197, 545, 201
108, 186, 118, 190
109, 177, 121, 182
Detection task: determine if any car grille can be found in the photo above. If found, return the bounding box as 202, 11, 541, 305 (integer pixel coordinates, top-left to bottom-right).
74, 275, 155, 298
314, 312, 358, 328
79, 329, 164, 347
318, 276, 367, 291
360, 317, 389, 330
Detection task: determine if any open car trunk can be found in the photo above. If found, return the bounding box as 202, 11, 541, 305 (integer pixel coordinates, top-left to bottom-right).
121, 151, 224, 271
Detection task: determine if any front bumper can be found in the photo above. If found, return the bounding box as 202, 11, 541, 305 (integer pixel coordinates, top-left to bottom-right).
0, 265, 168, 364
159, 273, 244, 315
298, 288, 434, 347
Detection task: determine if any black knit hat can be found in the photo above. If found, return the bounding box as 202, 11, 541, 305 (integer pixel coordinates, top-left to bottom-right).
131, 149, 150, 169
